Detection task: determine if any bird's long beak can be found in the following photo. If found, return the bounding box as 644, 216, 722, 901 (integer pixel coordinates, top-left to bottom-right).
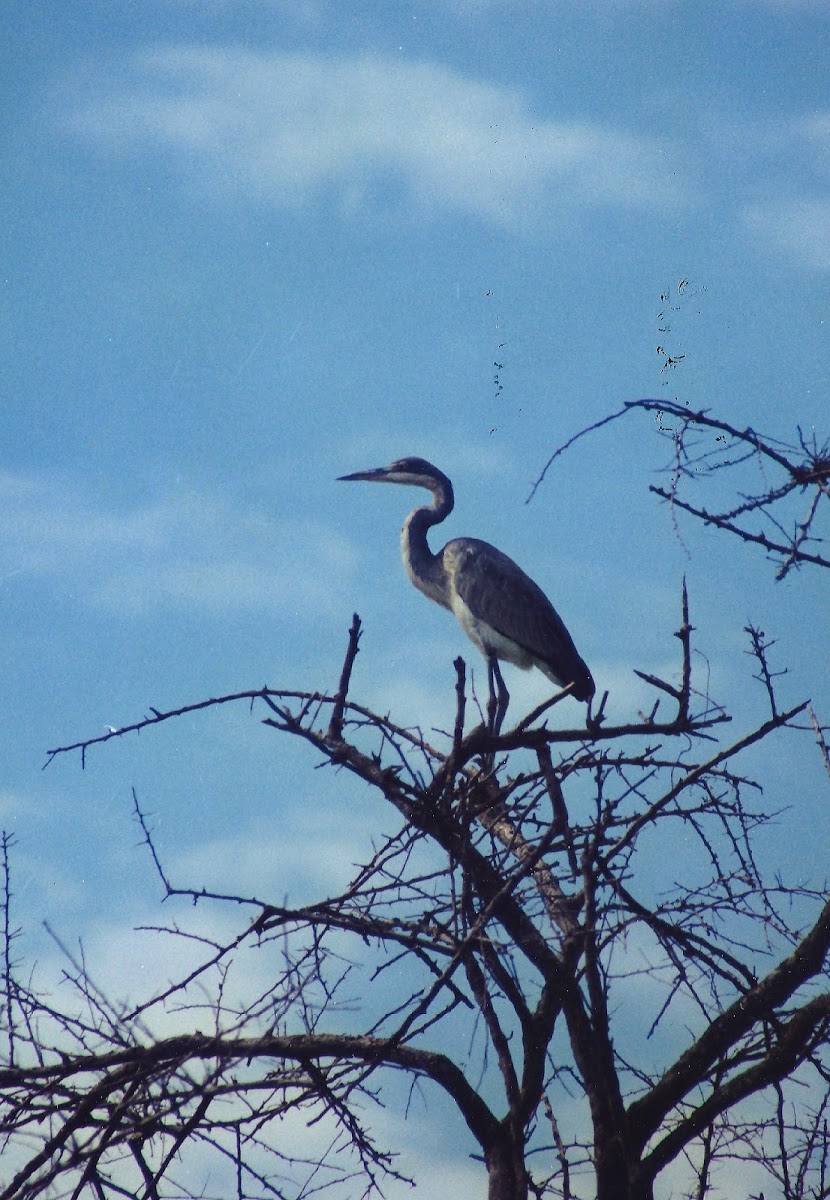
337, 467, 389, 483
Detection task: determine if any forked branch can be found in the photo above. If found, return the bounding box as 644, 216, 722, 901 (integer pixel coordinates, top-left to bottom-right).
532, 399, 830, 579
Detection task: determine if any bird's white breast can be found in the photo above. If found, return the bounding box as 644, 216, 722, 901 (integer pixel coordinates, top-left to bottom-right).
449, 589, 535, 671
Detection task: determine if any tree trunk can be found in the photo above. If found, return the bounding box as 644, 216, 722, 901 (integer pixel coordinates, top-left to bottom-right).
486, 1136, 655, 1200
595, 1144, 654, 1200
486, 1137, 529, 1200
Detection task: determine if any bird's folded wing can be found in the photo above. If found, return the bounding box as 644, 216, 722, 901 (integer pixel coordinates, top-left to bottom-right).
450, 539, 581, 666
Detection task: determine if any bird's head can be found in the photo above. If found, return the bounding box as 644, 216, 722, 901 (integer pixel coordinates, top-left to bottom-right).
338, 457, 450, 493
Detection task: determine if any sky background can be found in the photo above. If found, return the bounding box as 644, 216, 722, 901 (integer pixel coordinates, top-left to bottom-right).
2, 2, 830, 1196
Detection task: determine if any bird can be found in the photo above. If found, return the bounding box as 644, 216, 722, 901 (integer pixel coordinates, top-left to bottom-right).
338, 457, 594, 733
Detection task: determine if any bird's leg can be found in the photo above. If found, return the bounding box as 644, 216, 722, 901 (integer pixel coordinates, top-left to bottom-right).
487, 656, 510, 737
486, 658, 498, 735
494, 661, 510, 735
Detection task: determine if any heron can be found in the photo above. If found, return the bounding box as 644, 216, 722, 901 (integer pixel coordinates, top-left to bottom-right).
338, 457, 594, 733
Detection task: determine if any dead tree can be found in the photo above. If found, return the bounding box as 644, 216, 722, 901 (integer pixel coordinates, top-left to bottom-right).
2, 584, 830, 1200
531, 399, 830, 581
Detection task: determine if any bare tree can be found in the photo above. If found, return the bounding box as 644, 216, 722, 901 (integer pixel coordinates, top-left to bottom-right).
531, 399, 830, 581
2, 546, 830, 1200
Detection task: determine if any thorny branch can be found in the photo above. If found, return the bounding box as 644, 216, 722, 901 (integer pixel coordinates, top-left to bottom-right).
532, 399, 830, 579
5, 592, 830, 1200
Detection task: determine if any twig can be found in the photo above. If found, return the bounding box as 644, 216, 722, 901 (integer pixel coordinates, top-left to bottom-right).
328, 614, 362, 741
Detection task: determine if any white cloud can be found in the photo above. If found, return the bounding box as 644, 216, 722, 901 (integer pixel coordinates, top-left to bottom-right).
743, 197, 830, 271
171, 819, 370, 901
60, 47, 690, 228
0, 472, 354, 618
747, 0, 830, 8
735, 111, 830, 270
798, 110, 830, 154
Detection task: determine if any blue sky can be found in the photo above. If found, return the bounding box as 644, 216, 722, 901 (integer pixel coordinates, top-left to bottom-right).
2, 2, 830, 1195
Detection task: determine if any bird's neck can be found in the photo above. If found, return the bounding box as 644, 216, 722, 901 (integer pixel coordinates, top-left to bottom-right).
400, 485, 453, 611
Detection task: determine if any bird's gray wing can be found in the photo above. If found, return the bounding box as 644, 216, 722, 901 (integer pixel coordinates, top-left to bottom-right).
447, 538, 592, 693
